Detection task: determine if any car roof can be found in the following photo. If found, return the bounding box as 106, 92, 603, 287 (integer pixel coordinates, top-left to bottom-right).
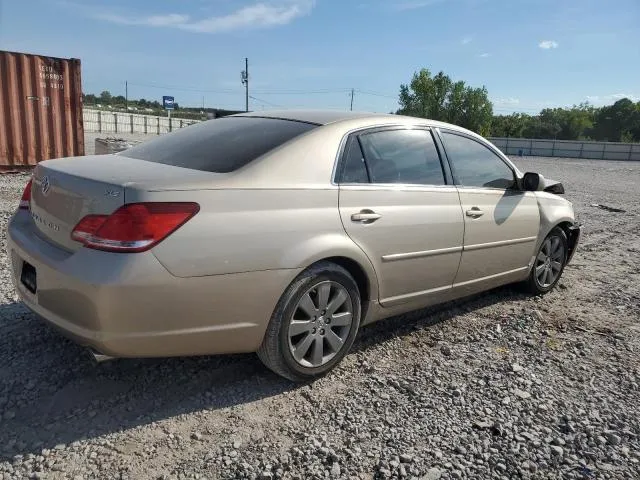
231, 109, 399, 126
230, 109, 479, 137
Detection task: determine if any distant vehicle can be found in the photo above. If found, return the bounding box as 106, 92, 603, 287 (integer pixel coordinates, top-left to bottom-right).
7, 110, 580, 381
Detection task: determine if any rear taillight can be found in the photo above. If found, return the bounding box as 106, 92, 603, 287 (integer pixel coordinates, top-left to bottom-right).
71, 202, 199, 253
19, 179, 32, 210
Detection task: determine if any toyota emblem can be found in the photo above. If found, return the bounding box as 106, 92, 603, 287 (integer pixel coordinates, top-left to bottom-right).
41, 176, 51, 196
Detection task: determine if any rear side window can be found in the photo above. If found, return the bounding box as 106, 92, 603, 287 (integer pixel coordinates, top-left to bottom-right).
119, 117, 317, 173
357, 129, 445, 185
340, 137, 369, 183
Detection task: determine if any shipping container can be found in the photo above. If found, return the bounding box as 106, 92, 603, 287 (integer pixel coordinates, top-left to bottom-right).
0, 50, 84, 171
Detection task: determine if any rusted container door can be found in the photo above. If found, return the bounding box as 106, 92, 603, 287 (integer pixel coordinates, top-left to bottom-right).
0, 50, 85, 171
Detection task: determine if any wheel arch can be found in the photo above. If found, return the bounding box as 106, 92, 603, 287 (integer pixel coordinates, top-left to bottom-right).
280, 234, 380, 301
552, 220, 580, 264
306, 255, 376, 326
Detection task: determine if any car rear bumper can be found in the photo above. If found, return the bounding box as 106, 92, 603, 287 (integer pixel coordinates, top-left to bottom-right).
7, 211, 298, 358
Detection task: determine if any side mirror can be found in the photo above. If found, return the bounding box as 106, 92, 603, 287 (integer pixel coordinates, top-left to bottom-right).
522, 172, 543, 191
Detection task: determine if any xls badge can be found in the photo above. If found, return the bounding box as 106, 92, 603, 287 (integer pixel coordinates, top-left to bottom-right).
41, 176, 51, 196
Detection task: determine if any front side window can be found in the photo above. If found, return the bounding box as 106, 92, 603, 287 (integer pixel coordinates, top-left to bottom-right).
357, 129, 445, 185
441, 132, 515, 189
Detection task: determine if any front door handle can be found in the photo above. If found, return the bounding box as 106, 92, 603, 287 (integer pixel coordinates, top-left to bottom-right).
351, 210, 382, 224
466, 207, 484, 218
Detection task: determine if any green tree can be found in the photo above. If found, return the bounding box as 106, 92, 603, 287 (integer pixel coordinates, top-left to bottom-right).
99, 90, 112, 104
460, 85, 493, 135
112, 95, 126, 106
397, 68, 493, 134
591, 98, 640, 142
445, 81, 466, 126
83, 93, 97, 105
491, 113, 532, 137
492, 104, 596, 140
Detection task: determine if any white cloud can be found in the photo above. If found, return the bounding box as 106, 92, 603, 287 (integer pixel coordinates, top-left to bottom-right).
393, 0, 446, 10
610, 93, 637, 100
494, 97, 520, 106
91, 1, 315, 33
461, 36, 472, 45
587, 93, 638, 103
478, 52, 490, 58
538, 40, 559, 49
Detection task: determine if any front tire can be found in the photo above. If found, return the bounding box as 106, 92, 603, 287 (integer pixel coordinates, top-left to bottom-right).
525, 227, 568, 294
257, 262, 361, 382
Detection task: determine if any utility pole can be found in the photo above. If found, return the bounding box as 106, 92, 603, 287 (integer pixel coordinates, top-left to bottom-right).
125, 81, 128, 111
350, 88, 354, 111
241, 58, 249, 112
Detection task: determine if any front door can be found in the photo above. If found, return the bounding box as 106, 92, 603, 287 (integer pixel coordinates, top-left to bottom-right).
438, 130, 540, 286
337, 127, 464, 307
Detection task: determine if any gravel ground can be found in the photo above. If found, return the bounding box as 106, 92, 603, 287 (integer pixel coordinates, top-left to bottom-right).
0, 157, 638, 480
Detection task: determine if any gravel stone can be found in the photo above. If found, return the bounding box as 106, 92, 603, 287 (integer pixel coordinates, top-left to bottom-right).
399, 453, 413, 463
423, 468, 443, 480
550, 446, 564, 456
0, 158, 639, 479
606, 433, 622, 446
455, 446, 467, 455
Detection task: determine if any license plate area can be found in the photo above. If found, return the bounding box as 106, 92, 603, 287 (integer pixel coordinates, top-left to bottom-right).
20, 261, 37, 294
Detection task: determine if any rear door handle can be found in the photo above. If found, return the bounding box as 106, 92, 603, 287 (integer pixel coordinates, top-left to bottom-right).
466, 207, 484, 218
351, 210, 382, 223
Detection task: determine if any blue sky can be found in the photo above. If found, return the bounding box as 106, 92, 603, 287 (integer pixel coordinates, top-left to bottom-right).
1, 0, 639, 114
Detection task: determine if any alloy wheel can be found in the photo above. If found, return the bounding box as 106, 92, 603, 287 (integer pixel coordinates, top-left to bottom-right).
535, 235, 565, 288
287, 281, 354, 368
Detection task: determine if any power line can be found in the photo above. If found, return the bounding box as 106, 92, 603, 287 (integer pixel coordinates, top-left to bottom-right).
127, 81, 238, 94
123, 82, 353, 96
356, 89, 398, 99
251, 88, 352, 95
119, 81, 556, 115
249, 95, 282, 108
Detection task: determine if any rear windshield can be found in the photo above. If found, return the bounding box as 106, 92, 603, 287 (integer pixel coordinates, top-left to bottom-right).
119, 116, 318, 173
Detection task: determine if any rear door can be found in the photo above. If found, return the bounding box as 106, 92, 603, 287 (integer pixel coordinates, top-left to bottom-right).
337, 127, 464, 307
437, 129, 540, 285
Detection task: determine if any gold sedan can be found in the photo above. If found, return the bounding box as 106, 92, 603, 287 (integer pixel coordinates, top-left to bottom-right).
7, 110, 580, 381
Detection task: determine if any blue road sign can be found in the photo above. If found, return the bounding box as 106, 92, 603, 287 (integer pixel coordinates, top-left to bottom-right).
163, 96, 175, 110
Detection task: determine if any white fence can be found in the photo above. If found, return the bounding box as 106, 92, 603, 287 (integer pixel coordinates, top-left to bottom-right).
83, 108, 201, 135
80, 113, 640, 161
488, 137, 640, 161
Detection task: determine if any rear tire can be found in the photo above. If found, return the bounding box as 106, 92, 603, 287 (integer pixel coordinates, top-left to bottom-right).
524, 227, 568, 294
257, 262, 361, 382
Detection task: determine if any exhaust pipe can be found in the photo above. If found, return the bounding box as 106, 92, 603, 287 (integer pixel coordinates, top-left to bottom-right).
87, 348, 114, 363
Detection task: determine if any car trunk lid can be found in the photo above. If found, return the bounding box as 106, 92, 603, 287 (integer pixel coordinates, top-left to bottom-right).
29, 155, 222, 251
